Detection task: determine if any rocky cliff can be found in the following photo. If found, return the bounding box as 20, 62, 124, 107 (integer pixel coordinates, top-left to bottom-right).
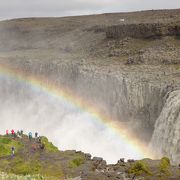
106, 22, 180, 39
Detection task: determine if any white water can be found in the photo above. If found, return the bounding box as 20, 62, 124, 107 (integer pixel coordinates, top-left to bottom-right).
150, 90, 180, 165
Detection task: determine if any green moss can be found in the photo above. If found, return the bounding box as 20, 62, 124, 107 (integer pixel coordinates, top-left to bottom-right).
11, 163, 33, 175
10, 159, 42, 175
69, 157, 85, 168
158, 157, 171, 178
6, 155, 64, 179
41, 137, 58, 153
0, 137, 23, 157
13, 156, 24, 164
0, 135, 65, 179
0, 159, 9, 172
0, 144, 8, 156
40, 164, 64, 178
128, 160, 152, 178
0, 137, 12, 144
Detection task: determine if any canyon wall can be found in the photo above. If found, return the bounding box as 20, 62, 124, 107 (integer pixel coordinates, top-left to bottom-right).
0, 60, 170, 142
106, 22, 180, 39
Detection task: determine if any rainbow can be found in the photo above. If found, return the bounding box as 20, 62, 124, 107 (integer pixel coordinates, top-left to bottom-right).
0, 62, 155, 159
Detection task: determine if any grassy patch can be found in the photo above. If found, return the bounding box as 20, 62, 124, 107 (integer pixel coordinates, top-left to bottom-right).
6, 156, 64, 179
0, 136, 23, 157
41, 137, 59, 153
69, 157, 85, 168
0, 137, 12, 144
0, 144, 8, 157
0, 172, 46, 180
0, 135, 63, 179
0, 159, 9, 173
40, 164, 64, 179
158, 157, 171, 179
128, 160, 152, 178
10, 157, 42, 175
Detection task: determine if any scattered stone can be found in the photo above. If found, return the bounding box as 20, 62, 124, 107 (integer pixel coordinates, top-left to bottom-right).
120, 158, 125, 163
97, 160, 107, 170
92, 157, 103, 163
84, 153, 91, 160
127, 159, 135, 163
76, 150, 83, 154
126, 57, 135, 65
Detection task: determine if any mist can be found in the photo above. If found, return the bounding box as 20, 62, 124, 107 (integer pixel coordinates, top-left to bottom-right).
0, 76, 143, 164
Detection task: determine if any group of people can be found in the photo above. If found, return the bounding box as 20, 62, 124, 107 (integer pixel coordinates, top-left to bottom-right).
6, 129, 23, 138
4, 129, 43, 158
5, 129, 38, 140
28, 131, 39, 141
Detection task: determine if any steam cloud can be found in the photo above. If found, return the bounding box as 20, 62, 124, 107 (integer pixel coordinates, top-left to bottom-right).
0, 77, 142, 164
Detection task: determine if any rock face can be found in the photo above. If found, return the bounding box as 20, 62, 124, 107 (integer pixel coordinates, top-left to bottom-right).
150, 90, 180, 165
0, 60, 169, 142
0, 9, 179, 164
106, 23, 180, 39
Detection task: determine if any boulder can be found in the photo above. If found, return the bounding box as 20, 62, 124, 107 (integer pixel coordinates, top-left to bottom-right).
85, 153, 91, 160
127, 159, 135, 163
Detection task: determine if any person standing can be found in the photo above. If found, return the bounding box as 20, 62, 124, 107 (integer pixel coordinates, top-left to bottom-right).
17, 130, 20, 136
11, 129, 14, 135
28, 132, 32, 141
35, 132, 38, 138
11, 129, 15, 138
20, 130, 23, 136
35, 132, 38, 142
11, 146, 15, 158
6, 130, 9, 136
35, 132, 38, 139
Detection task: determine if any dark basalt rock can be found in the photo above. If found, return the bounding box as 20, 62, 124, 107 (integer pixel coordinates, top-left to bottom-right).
106, 22, 180, 39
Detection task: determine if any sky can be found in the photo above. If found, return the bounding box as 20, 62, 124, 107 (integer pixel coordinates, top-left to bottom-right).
0, 0, 179, 20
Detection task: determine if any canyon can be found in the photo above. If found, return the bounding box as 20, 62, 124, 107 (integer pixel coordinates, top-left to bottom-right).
0, 9, 179, 164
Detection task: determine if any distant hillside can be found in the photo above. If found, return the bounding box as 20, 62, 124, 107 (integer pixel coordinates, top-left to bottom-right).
0, 9, 179, 66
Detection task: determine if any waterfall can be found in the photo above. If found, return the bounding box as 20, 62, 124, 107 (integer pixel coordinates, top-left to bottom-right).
150, 90, 180, 165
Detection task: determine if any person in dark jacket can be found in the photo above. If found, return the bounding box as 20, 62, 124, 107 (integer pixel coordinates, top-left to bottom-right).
35, 132, 38, 138
11, 146, 15, 157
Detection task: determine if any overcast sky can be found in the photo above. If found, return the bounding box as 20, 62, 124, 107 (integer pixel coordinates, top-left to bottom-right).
0, 0, 179, 20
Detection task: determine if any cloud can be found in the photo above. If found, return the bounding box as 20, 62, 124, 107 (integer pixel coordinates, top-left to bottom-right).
0, 0, 179, 20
